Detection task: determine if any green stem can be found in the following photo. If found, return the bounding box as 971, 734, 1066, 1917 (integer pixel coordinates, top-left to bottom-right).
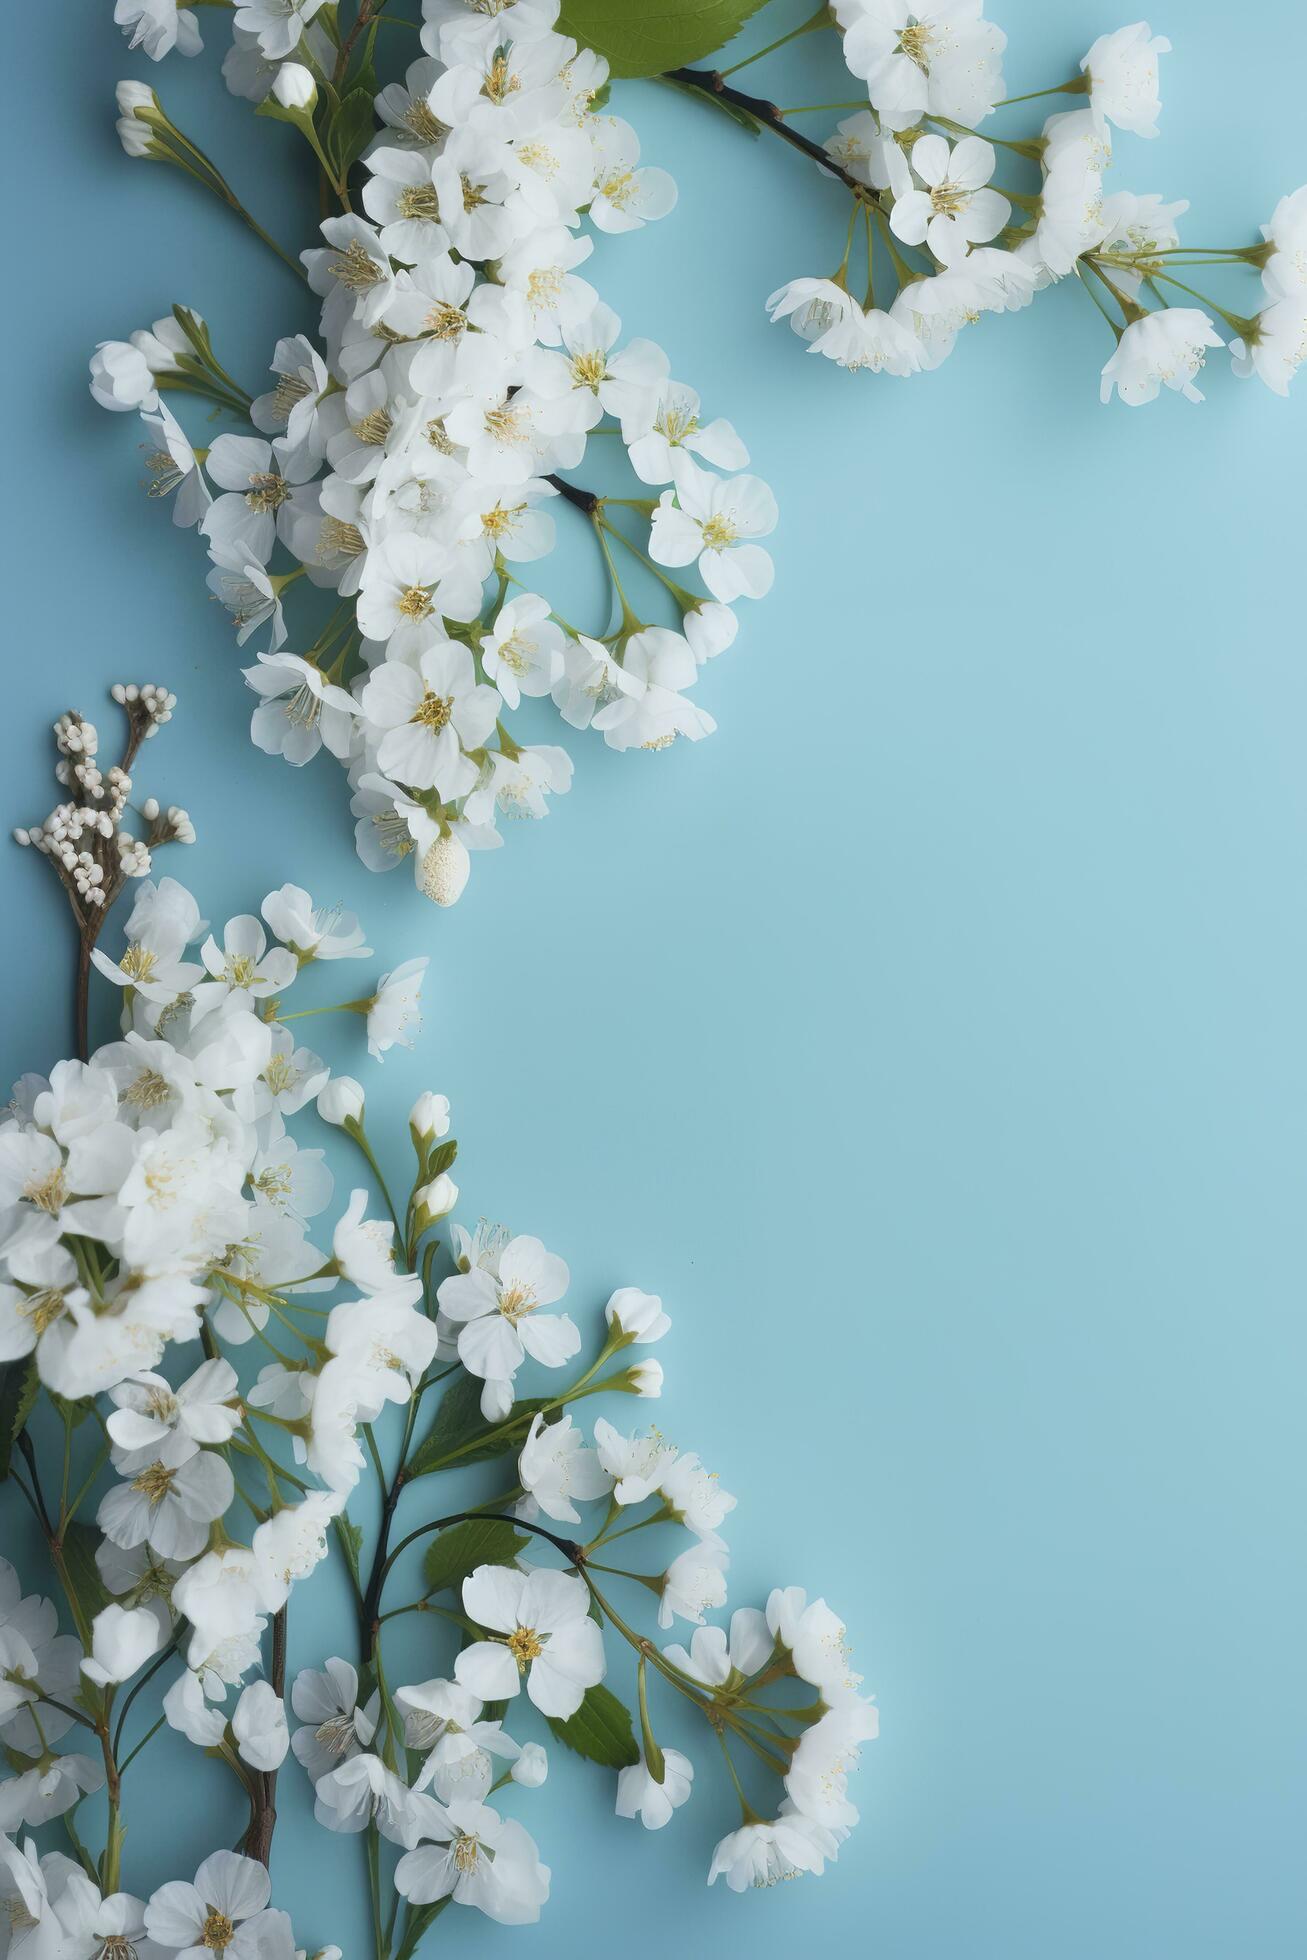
994, 79, 1084, 106
718, 4, 831, 77
779, 99, 872, 115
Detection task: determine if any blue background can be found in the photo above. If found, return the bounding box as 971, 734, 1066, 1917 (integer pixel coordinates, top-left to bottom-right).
4, 1, 1306, 1954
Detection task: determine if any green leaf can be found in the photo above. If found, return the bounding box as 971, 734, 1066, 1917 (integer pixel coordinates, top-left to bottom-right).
334, 1514, 364, 1590
57, 1521, 112, 1633
557, 0, 770, 79
427, 1139, 458, 1177
0, 1360, 38, 1480
546, 1683, 639, 1768
328, 88, 378, 178
407, 1373, 551, 1478
422, 1516, 528, 1598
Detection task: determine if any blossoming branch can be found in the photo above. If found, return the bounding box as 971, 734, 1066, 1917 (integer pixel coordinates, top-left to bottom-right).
665, 4, 1307, 397
95, 0, 779, 910
0, 689, 875, 1952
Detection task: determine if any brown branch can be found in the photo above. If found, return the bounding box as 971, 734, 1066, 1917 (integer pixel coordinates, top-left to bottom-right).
665, 66, 870, 198
334, 0, 380, 86
242, 1605, 288, 1866
360, 1468, 407, 1660
546, 473, 600, 516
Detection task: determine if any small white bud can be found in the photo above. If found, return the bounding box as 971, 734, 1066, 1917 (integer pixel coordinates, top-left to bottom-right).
511, 1742, 548, 1787
273, 63, 317, 111
115, 79, 159, 118
409, 1092, 450, 1146
317, 1076, 365, 1128
414, 1174, 458, 1232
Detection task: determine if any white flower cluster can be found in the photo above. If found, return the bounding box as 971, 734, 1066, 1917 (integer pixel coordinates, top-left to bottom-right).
0, 1835, 329, 1960
287, 1278, 875, 1916
96, 0, 777, 909
0, 872, 429, 1405
750, 7, 1307, 401
1, 684, 874, 1945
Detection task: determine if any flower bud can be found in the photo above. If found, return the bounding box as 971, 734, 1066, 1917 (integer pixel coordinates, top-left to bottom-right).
132, 313, 197, 375
116, 112, 155, 158
418, 832, 470, 907
273, 62, 317, 111
115, 79, 163, 158
81, 1603, 163, 1686
89, 341, 159, 413
115, 78, 159, 118
413, 1174, 458, 1233
317, 1075, 364, 1127
682, 600, 738, 662
605, 1286, 670, 1346
511, 1742, 548, 1787
409, 1091, 451, 1147
627, 1358, 663, 1398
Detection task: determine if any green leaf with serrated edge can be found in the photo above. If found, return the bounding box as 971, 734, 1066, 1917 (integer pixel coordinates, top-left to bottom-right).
557, 0, 770, 79
407, 1373, 551, 1477
335, 1514, 364, 1588
422, 1517, 528, 1598
0, 1360, 38, 1480
56, 1521, 112, 1639
329, 87, 378, 178
546, 1684, 640, 1768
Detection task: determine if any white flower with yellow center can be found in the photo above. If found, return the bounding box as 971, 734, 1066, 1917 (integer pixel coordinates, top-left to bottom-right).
456, 1565, 604, 1718
431, 128, 522, 260
497, 222, 597, 345
395, 1678, 521, 1801
143, 1849, 288, 1957
289, 1657, 377, 1782
201, 432, 319, 569
196, 911, 300, 1006
587, 116, 677, 234
97, 1448, 234, 1561
140, 400, 211, 530
622, 378, 748, 487
355, 533, 458, 651
836, 0, 1006, 129
1100, 306, 1225, 406
303, 215, 396, 327
478, 593, 565, 709
650, 461, 777, 604
436, 1231, 579, 1416
394, 1795, 550, 1924
361, 146, 449, 263
359, 642, 500, 797
890, 134, 1009, 267
107, 1356, 241, 1470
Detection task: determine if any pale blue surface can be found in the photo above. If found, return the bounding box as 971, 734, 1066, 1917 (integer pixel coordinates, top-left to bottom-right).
4, 1, 1307, 1954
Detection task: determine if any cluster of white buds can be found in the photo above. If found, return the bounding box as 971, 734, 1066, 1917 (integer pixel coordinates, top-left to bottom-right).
140, 795, 196, 844
13, 686, 192, 920
111, 679, 176, 734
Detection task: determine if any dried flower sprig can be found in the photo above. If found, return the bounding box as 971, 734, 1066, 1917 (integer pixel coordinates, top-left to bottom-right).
13, 682, 191, 1057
